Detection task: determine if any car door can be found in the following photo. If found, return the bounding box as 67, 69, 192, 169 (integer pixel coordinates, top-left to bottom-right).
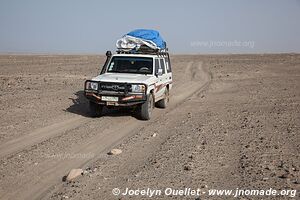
154, 58, 165, 99
159, 58, 169, 88
164, 57, 172, 89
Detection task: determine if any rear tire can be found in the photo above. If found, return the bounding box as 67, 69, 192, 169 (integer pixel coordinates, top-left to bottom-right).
89, 101, 103, 117
155, 87, 169, 108
139, 93, 154, 120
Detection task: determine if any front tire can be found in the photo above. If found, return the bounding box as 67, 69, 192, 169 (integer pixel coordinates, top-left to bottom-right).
89, 101, 103, 117
139, 93, 154, 120
156, 87, 169, 108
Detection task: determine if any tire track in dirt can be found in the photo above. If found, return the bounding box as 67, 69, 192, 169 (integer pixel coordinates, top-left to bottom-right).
0, 61, 201, 159
172, 61, 210, 104
1, 61, 211, 200
0, 116, 88, 158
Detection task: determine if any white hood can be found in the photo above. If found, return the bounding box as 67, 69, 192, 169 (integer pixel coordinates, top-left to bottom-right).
92, 73, 154, 84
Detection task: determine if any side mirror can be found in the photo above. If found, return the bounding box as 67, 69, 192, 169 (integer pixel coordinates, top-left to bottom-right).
156, 68, 163, 76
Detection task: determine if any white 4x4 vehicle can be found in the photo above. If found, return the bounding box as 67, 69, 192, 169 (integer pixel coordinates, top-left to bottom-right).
84, 50, 172, 120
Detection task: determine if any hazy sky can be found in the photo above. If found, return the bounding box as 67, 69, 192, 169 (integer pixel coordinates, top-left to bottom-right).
0, 0, 299, 54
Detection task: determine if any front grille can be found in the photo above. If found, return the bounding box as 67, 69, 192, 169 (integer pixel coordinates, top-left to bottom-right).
99, 82, 131, 93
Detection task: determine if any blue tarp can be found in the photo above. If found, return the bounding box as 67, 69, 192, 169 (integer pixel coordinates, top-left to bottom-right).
126, 29, 166, 49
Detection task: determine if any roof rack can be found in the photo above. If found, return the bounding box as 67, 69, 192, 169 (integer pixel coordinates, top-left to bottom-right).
116, 45, 169, 56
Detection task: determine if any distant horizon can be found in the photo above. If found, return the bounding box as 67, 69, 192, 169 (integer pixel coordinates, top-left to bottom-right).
1, 52, 299, 56
1, 0, 299, 54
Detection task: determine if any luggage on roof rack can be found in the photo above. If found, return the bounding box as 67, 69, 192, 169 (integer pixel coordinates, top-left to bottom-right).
116, 29, 167, 53
116, 45, 168, 56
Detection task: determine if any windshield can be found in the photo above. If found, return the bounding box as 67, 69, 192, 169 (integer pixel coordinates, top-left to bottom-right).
107, 56, 153, 75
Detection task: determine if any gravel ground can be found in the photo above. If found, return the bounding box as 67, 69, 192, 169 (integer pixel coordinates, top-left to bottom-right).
0, 54, 299, 200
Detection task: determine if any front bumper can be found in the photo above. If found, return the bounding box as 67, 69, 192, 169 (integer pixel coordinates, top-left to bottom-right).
84, 91, 147, 106
84, 81, 148, 106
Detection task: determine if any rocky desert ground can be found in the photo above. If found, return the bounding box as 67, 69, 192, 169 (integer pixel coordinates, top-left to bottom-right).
0, 54, 299, 200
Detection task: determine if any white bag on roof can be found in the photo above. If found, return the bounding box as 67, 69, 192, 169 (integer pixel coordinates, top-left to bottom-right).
116, 35, 157, 50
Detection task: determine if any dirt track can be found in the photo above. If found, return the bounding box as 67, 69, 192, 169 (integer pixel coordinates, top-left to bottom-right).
0, 54, 299, 200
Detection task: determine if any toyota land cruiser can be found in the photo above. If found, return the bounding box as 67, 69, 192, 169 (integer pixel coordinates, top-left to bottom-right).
84, 49, 172, 120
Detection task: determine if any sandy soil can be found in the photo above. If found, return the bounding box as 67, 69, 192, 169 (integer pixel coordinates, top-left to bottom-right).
0, 54, 299, 200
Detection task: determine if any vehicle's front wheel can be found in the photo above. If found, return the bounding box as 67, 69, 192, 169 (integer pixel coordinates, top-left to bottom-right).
155, 87, 169, 108
139, 93, 154, 120
89, 101, 103, 117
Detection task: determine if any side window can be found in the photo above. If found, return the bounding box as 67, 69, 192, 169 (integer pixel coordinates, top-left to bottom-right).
155, 59, 160, 74
108, 61, 115, 71
165, 58, 172, 73
159, 59, 166, 74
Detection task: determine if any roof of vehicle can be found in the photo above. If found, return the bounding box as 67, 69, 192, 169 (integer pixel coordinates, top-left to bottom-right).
112, 53, 161, 58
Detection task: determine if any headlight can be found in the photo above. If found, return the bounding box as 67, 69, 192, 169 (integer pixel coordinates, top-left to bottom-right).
131, 84, 145, 93
86, 81, 98, 90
